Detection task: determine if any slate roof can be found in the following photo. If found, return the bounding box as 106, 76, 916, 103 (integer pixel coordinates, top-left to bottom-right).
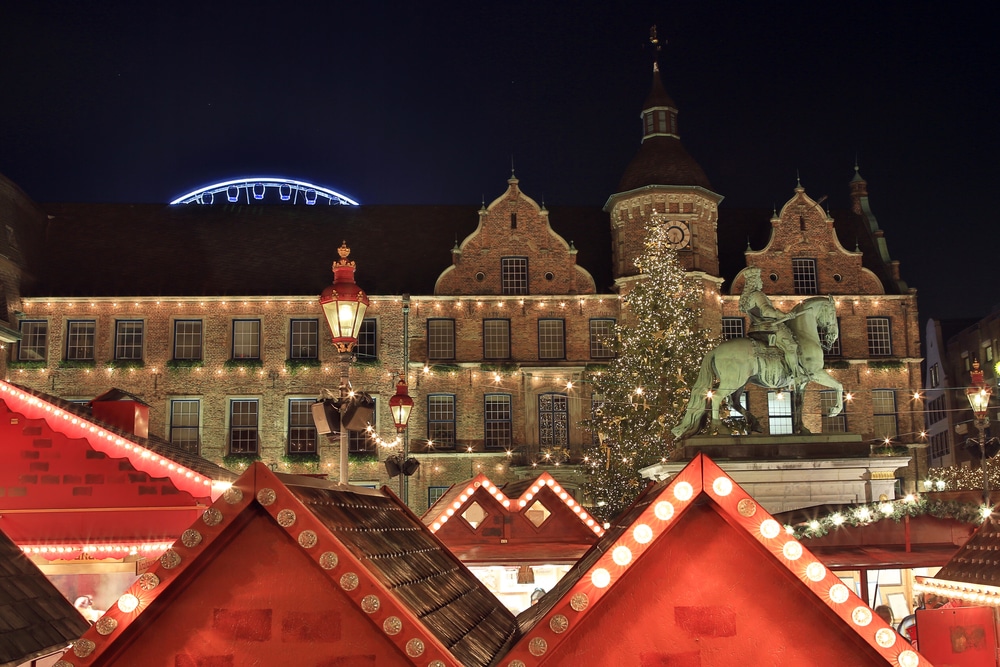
0, 528, 89, 667
68, 463, 518, 667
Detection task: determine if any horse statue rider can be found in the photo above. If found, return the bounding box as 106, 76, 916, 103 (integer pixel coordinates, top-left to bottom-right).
739, 268, 802, 378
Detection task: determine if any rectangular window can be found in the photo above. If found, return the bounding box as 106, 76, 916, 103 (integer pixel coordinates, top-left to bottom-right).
17, 320, 47, 361
929, 431, 949, 460
428, 486, 449, 508
114, 320, 144, 361
721, 317, 745, 341
538, 319, 565, 360
538, 393, 569, 447
289, 319, 319, 360
867, 317, 892, 356
483, 319, 511, 360
355, 318, 377, 360
929, 363, 939, 388
173, 320, 203, 360
484, 394, 513, 450
589, 319, 616, 358
820, 390, 847, 433
427, 394, 456, 448
824, 318, 842, 357
229, 399, 259, 455
872, 390, 898, 439
985, 344, 994, 364
926, 395, 946, 426
767, 391, 793, 435
501, 257, 529, 295
65, 320, 96, 361
232, 320, 261, 360
288, 398, 317, 454
169, 400, 200, 453
348, 396, 378, 453
792, 258, 818, 295
427, 319, 455, 361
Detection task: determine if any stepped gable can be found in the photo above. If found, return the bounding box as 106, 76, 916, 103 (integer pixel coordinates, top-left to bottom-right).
421, 473, 602, 564
29, 201, 612, 298
0, 528, 90, 666
65, 463, 518, 667
507, 454, 932, 666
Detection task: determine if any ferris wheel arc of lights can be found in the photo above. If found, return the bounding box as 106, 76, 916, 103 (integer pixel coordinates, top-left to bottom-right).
170, 178, 360, 206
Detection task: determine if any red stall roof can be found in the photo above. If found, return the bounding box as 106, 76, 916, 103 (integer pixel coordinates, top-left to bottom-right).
916, 514, 1000, 607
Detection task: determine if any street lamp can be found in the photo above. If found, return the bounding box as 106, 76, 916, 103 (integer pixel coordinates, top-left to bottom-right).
385, 295, 419, 504
319, 241, 370, 485
966, 360, 992, 503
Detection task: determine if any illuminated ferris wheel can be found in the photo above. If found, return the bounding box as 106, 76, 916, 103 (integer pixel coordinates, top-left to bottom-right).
170, 177, 359, 206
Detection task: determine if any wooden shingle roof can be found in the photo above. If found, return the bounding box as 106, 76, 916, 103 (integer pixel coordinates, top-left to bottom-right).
915, 514, 1000, 606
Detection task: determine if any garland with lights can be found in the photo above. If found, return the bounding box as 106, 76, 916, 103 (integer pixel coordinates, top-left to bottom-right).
926, 456, 998, 493
785, 495, 989, 540
580, 222, 718, 522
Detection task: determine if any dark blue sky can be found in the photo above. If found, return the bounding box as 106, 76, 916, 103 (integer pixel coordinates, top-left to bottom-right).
1, 1, 996, 321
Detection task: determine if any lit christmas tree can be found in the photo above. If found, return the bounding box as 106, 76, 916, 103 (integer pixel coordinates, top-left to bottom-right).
582, 220, 718, 522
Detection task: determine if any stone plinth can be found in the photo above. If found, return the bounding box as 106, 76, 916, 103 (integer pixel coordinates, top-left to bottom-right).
678, 433, 870, 460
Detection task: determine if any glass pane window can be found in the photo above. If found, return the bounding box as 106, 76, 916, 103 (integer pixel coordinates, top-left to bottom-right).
289, 319, 318, 359
721, 317, 745, 341
792, 258, 818, 295
169, 400, 200, 453
501, 257, 528, 295
872, 389, 898, 439
767, 391, 793, 435
348, 396, 377, 453
820, 390, 846, 433
589, 319, 616, 358
427, 394, 456, 448
233, 320, 261, 360
355, 318, 377, 360
173, 320, 203, 360
867, 317, 892, 356
114, 320, 144, 360
427, 319, 455, 360
18, 321, 47, 361
484, 394, 512, 450
288, 398, 317, 453
484, 319, 511, 360
66, 321, 96, 361
538, 319, 565, 360
229, 399, 259, 454
824, 318, 842, 357
538, 393, 568, 447
428, 486, 449, 508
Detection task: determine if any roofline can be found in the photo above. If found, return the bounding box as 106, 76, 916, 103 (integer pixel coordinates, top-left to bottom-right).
603, 183, 723, 212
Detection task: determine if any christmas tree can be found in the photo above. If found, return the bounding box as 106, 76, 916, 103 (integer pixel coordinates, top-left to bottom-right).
582, 221, 718, 522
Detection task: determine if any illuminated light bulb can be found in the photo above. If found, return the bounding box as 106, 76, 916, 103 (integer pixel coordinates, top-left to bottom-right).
856, 507, 871, 521
654, 501, 675, 521
845, 392, 854, 401
432, 523, 440, 531
829, 583, 850, 604
904, 494, 916, 503
635, 387, 643, 396
445, 509, 454, 517
981, 506, 993, 519
831, 513, 845, 526
782, 541, 803, 560
880, 503, 894, 516
519, 499, 527, 508
591, 568, 611, 588
913, 392, 921, 400
612, 545, 632, 566
633, 524, 653, 544
706, 390, 714, 399
502, 499, 510, 508
851, 606, 872, 626
546, 479, 555, 487
712, 477, 732, 496
673, 481, 693, 501
759, 519, 781, 539
117, 593, 140, 613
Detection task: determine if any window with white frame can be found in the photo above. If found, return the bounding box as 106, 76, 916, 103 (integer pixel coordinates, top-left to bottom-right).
483, 319, 511, 359
538, 319, 565, 360
66, 320, 96, 361
228, 399, 259, 455
173, 320, 203, 360
428, 486, 449, 508
18, 321, 47, 361
589, 319, 616, 358
348, 396, 377, 453
929, 363, 939, 388
872, 390, 898, 439
484, 394, 512, 450
792, 258, 818, 295
767, 391, 793, 435
289, 319, 319, 360
355, 318, 377, 360
538, 393, 569, 447
820, 390, 847, 433
427, 319, 455, 360
501, 257, 529, 295
984, 343, 994, 364
232, 320, 261, 360
288, 398, 317, 454
114, 320, 144, 360
824, 318, 842, 357
721, 317, 745, 340
169, 399, 200, 453
427, 394, 456, 448
866, 317, 892, 356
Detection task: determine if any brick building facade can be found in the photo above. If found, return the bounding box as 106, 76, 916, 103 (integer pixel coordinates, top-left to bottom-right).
0, 60, 924, 513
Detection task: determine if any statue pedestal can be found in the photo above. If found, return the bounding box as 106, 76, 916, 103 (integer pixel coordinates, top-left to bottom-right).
640, 435, 910, 514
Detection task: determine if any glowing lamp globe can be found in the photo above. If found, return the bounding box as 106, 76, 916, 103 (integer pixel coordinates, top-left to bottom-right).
319, 242, 370, 353
966, 360, 992, 421
388, 378, 414, 432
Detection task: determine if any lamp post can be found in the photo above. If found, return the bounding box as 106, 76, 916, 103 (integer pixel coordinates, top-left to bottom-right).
966, 360, 992, 504
389, 375, 413, 501
319, 242, 369, 485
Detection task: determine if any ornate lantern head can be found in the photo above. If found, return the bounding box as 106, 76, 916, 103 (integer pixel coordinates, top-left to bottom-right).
319, 242, 370, 353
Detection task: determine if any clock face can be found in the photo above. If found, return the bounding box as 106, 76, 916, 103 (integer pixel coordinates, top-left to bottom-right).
664, 222, 691, 249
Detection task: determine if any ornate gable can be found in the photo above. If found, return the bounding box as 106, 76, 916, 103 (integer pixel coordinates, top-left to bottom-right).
434, 177, 596, 296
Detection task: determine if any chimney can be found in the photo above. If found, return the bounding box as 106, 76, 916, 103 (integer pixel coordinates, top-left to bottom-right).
90, 388, 150, 439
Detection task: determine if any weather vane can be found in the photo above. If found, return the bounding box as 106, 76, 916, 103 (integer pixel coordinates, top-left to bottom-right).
649, 25, 664, 71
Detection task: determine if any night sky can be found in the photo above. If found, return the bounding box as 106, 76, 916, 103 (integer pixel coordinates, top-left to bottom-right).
1, 2, 996, 322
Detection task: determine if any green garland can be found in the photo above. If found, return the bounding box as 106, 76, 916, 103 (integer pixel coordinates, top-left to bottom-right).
58, 359, 96, 369
787, 496, 987, 540
284, 358, 321, 374
223, 358, 264, 370
166, 359, 204, 371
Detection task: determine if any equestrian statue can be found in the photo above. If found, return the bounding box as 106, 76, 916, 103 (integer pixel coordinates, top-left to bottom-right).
672, 268, 843, 438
